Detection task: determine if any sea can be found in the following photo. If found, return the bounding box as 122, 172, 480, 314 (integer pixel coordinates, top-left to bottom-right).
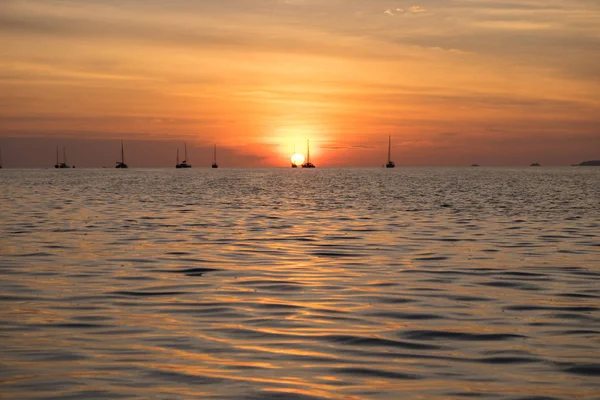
1, 167, 599, 399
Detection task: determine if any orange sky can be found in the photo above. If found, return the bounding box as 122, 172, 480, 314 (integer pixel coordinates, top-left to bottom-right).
1, 0, 599, 167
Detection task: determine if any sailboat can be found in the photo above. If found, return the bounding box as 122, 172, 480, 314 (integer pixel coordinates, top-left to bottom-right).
55, 145, 70, 168
385, 135, 395, 168
115, 139, 128, 168
176, 142, 191, 168
212, 144, 218, 168
291, 144, 298, 168
301, 139, 316, 168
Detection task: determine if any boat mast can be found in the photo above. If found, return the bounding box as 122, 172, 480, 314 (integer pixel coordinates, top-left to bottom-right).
184, 142, 188, 162
388, 135, 391, 163
63, 146, 67, 164
0, 145, 3, 168
177, 148, 180, 165
213, 144, 217, 164
121, 139, 125, 163
306, 139, 310, 164
56, 145, 59, 165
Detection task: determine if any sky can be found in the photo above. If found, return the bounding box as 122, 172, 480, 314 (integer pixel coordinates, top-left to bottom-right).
1, 0, 599, 167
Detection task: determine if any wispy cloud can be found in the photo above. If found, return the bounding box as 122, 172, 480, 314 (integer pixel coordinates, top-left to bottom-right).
384, 6, 425, 16
409, 6, 426, 13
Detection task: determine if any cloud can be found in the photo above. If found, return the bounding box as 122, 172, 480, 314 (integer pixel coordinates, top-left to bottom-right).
384, 7, 426, 16
383, 8, 406, 16
409, 6, 426, 13
383, 6, 427, 17
0, 5, 412, 64
474, 20, 553, 31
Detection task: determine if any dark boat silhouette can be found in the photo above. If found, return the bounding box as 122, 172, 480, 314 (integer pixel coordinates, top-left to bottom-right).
385, 135, 395, 168
115, 139, 128, 168
55, 145, 70, 168
530, 162, 541, 167
176, 142, 191, 168
212, 144, 218, 168
291, 144, 298, 168
301, 139, 315, 168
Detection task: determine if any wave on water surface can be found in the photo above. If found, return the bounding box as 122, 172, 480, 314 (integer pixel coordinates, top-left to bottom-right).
0, 167, 599, 399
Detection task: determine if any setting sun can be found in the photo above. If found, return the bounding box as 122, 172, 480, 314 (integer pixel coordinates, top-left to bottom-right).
291, 153, 305, 166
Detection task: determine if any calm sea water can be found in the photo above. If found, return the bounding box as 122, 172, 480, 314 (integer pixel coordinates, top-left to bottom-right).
1, 167, 599, 399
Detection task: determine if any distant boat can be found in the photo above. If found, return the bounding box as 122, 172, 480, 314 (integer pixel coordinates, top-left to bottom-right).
115, 139, 128, 168
385, 135, 395, 168
471, 164, 480, 167
176, 142, 191, 168
291, 144, 297, 168
55, 145, 70, 168
212, 144, 218, 168
301, 139, 316, 168
530, 162, 541, 167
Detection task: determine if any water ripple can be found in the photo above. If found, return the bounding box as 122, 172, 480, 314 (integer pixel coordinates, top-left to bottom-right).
1, 167, 599, 399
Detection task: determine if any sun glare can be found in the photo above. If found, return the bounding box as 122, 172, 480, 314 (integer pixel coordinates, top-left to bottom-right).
291, 153, 305, 166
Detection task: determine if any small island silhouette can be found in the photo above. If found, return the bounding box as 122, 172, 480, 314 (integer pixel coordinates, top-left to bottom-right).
578, 160, 600, 166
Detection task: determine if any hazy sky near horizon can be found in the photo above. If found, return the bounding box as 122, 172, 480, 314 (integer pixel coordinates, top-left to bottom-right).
1, 0, 599, 166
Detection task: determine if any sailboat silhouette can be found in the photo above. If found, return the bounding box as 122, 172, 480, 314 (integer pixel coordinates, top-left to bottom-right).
212, 144, 218, 168
301, 139, 315, 168
385, 135, 395, 168
115, 139, 128, 168
176, 142, 191, 168
55, 145, 70, 168
291, 144, 298, 168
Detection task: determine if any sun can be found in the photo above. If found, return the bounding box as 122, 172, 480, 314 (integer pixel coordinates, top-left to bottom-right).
291, 153, 305, 166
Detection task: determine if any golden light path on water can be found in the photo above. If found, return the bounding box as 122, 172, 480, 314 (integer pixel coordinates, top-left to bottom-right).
0, 167, 599, 399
